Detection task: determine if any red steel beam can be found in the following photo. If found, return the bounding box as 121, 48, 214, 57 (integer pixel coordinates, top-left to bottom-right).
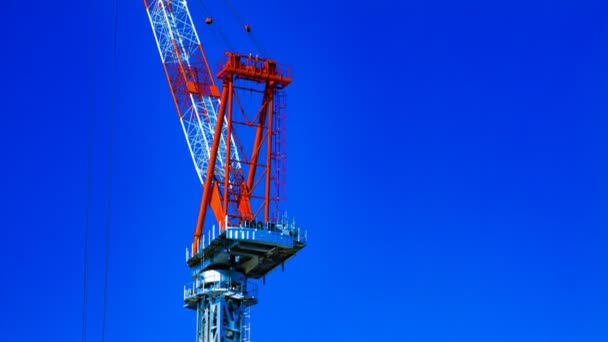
193, 85, 228, 251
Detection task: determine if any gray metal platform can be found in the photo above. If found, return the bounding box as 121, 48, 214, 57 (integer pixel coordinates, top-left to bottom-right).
186, 225, 307, 279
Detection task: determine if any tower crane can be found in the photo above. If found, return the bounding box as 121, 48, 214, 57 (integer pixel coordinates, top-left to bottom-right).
144, 1, 306, 341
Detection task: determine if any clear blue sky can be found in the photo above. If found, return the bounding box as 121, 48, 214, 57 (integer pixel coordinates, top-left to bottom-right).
0, 1, 606, 341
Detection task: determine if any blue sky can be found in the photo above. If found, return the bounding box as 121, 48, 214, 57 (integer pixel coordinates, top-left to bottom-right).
0, 0, 606, 341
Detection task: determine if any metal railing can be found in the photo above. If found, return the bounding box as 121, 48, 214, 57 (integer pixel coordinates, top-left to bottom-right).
186, 224, 222, 260
184, 277, 258, 302
185, 215, 309, 261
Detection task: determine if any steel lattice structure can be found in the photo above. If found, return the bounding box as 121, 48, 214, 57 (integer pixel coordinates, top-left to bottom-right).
146, 0, 241, 185
144, 1, 307, 342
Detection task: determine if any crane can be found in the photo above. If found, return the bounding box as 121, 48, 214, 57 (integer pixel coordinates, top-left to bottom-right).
144, 1, 307, 341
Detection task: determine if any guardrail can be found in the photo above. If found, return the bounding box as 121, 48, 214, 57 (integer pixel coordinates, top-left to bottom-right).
186, 215, 308, 261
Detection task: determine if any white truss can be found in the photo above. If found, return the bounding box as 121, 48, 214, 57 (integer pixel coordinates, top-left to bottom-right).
146, 0, 241, 184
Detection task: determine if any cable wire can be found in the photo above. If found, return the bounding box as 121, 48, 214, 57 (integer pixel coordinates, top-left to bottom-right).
101, 1, 118, 341
222, 0, 269, 56
194, 0, 234, 51
81, 2, 96, 342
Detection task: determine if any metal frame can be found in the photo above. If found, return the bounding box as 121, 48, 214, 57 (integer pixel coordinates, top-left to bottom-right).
195, 52, 292, 231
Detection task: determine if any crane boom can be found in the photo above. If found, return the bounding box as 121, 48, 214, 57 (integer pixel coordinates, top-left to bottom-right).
145, 0, 241, 187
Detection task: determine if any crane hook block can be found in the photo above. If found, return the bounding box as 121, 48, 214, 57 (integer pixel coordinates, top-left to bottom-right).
244, 24, 251, 32
205, 17, 213, 24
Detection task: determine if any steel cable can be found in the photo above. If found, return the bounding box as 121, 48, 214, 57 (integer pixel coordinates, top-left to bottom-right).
195, 0, 234, 51
101, 0, 119, 341
81, 2, 96, 341
222, 0, 269, 56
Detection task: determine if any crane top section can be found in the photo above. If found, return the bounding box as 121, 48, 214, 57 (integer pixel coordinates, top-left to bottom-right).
146, 0, 305, 257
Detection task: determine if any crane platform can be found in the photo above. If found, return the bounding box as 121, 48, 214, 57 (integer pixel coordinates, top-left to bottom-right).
186, 223, 306, 279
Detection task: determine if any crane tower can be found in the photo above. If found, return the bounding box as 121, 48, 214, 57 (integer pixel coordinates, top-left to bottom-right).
144, 1, 306, 341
